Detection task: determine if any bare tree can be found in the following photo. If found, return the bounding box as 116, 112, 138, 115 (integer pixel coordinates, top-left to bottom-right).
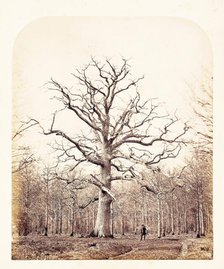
183, 149, 212, 237
35, 57, 188, 237
12, 119, 38, 141
12, 146, 36, 174
140, 166, 186, 237
40, 165, 57, 236
191, 73, 213, 154
12, 118, 38, 174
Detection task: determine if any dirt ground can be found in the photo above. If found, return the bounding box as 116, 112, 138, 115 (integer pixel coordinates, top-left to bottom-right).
12, 234, 213, 260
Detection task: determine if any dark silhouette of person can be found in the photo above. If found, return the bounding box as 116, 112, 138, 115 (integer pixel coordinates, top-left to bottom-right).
140, 224, 147, 240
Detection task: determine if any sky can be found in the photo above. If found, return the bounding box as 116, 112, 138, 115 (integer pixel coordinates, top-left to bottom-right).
12, 16, 212, 167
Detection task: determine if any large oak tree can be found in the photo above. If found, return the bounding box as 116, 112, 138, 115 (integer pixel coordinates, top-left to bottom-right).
35, 58, 188, 237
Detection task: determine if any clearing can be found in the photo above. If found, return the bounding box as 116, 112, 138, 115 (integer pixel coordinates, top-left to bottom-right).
12, 234, 212, 260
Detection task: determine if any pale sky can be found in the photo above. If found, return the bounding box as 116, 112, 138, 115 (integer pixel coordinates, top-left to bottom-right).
12, 16, 212, 165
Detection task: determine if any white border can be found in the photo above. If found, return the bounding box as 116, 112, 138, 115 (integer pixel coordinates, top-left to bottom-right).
1, 1, 224, 268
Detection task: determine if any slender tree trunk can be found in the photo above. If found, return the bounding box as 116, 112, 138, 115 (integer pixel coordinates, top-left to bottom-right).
44, 180, 49, 236
200, 187, 205, 236
171, 195, 175, 235
111, 202, 114, 237
70, 209, 75, 236
134, 201, 137, 233
66, 211, 69, 234
142, 191, 145, 224
59, 202, 63, 235
121, 214, 125, 236
161, 200, 166, 237
200, 202, 205, 236
92, 207, 95, 230
157, 197, 161, 238
55, 211, 59, 234
196, 199, 201, 238
183, 190, 188, 234
184, 206, 188, 234
177, 202, 181, 235
23, 212, 29, 236
51, 216, 54, 234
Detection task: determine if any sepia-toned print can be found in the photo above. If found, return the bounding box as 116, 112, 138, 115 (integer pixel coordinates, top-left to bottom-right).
12, 17, 212, 260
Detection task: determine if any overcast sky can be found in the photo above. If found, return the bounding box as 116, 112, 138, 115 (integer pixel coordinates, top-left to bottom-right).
12, 16, 212, 166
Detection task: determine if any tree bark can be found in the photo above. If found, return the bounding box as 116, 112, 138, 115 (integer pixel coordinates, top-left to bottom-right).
92, 145, 114, 237
93, 189, 113, 237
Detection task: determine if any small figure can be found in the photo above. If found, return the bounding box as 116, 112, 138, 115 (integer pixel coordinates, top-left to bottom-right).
140, 224, 147, 240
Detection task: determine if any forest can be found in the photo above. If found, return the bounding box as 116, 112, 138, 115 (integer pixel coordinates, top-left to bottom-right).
12, 57, 213, 259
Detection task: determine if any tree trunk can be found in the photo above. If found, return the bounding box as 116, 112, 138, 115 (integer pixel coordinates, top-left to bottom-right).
44, 180, 49, 236
70, 209, 75, 236
171, 194, 175, 235
121, 214, 125, 236
92, 156, 113, 237
184, 206, 188, 234
51, 216, 54, 234
44, 208, 48, 236
157, 197, 161, 238
93, 189, 113, 237
111, 202, 114, 237
161, 201, 166, 237
183, 190, 188, 234
87, 208, 90, 233
55, 212, 59, 234
200, 202, 205, 236
59, 202, 63, 235
196, 199, 201, 238
177, 202, 181, 235
133, 201, 137, 233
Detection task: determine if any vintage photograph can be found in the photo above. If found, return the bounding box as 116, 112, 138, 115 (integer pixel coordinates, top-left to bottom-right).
12, 17, 213, 260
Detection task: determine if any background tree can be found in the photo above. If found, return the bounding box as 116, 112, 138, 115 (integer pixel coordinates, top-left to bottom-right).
182, 149, 212, 237
190, 71, 213, 154
12, 119, 38, 173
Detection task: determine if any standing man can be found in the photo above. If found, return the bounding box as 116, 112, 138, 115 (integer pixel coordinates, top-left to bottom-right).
140, 224, 147, 240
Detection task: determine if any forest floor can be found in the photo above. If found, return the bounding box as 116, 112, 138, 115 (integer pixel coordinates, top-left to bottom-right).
12, 234, 213, 260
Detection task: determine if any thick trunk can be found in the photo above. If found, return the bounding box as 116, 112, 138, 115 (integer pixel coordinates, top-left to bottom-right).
92, 142, 113, 237
93, 189, 112, 237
